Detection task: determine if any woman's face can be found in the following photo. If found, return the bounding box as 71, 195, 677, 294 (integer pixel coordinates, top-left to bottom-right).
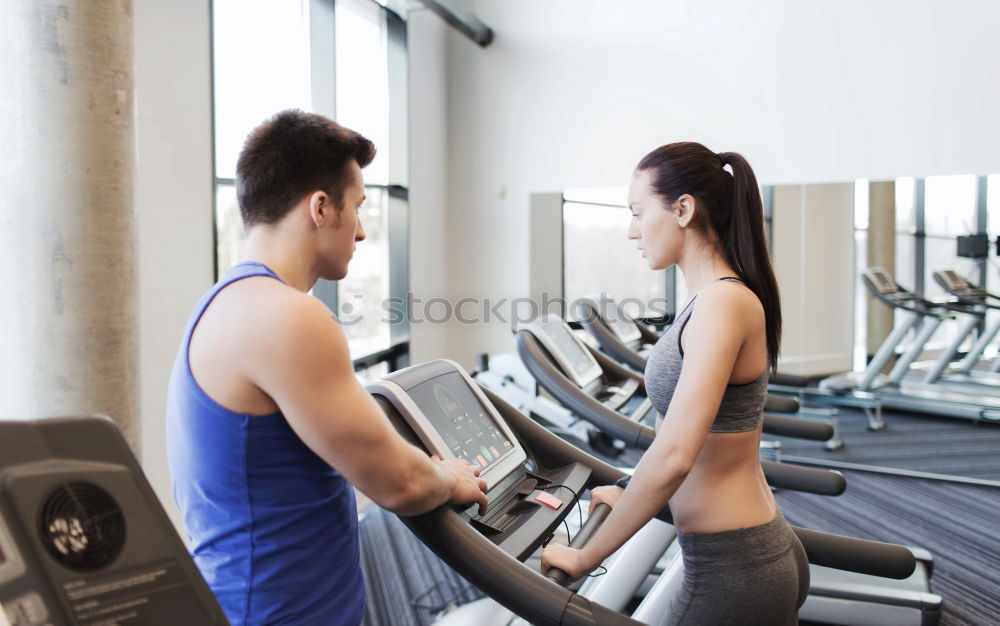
626, 169, 683, 271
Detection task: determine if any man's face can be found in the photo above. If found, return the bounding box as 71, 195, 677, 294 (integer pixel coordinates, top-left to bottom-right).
326, 160, 367, 280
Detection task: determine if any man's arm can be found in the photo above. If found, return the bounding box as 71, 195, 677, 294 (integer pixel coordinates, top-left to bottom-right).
246, 292, 487, 516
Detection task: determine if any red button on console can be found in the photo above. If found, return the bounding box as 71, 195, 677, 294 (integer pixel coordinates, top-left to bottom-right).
534, 492, 563, 510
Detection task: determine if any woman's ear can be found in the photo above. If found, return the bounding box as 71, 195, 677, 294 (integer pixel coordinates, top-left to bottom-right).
675, 194, 696, 228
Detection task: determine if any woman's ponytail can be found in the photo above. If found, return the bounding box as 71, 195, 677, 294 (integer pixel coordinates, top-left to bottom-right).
718, 151, 782, 372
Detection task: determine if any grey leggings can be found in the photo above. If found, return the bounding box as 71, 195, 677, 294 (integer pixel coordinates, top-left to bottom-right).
666, 510, 809, 626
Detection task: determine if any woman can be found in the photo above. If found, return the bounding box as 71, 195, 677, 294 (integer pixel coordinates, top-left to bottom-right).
541, 143, 809, 625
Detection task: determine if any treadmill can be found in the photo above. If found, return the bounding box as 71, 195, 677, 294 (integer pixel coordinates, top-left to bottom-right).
922, 269, 1000, 384
367, 359, 942, 626
821, 268, 1000, 423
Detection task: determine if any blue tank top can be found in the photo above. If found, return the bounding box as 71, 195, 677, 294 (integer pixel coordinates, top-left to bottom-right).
166, 262, 364, 626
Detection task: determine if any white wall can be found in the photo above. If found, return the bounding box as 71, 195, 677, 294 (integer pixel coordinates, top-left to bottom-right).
407, 11, 452, 363
134, 0, 214, 532
442, 0, 1000, 365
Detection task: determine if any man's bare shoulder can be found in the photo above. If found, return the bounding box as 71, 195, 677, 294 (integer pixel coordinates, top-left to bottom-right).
216, 276, 324, 317
197, 276, 343, 369
199, 277, 352, 400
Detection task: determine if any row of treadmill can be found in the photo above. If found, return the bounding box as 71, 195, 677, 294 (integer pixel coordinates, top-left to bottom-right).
819, 267, 1000, 422
6, 268, 988, 624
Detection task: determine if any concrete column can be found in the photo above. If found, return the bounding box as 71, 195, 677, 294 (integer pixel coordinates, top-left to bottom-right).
866, 181, 896, 357
0, 1, 139, 450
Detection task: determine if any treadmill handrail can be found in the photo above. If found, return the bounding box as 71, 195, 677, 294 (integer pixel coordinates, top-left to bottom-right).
635, 320, 663, 345
546, 503, 613, 586
762, 462, 846, 496
761, 414, 834, 441
399, 507, 645, 626
516, 330, 654, 449
576, 300, 649, 373
793, 527, 916, 580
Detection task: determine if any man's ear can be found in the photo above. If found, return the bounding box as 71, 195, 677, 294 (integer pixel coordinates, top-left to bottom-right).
308, 191, 330, 227
675, 194, 696, 228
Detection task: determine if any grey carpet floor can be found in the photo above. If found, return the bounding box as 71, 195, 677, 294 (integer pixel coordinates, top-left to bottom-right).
768, 407, 1000, 481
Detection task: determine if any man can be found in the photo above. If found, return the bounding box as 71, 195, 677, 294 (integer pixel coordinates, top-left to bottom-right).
166, 110, 487, 625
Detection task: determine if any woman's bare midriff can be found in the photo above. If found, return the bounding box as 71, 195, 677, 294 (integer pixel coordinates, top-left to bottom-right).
657, 422, 776, 534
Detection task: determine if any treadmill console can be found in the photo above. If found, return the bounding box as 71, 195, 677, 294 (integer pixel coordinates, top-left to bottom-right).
400, 370, 523, 481
865, 268, 900, 295
934, 270, 973, 293
369, 364, 526, 490
522, 315, 603, 388
368, 360, 591, 560
607, 312, 642, 345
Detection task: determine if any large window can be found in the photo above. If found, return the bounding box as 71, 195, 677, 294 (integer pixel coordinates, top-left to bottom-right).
923, 175, 979, 301
562, 188, 669, 321
211, 0, 409, 366
869, 175, 998, 358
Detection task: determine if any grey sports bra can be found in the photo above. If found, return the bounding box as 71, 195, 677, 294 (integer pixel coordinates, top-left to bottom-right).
644, 277, 767, 433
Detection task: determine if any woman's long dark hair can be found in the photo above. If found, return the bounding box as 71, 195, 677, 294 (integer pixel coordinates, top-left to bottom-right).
637, 142, 782, 372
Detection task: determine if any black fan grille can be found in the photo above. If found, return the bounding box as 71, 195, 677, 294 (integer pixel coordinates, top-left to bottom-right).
38, 482, 126, 572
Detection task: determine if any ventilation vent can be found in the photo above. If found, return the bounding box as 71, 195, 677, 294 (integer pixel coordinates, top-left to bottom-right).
38, 482, 126, 572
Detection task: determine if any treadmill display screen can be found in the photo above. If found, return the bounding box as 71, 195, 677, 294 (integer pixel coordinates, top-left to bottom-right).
542, 319, 595, 378
408, 372, 513, 471
869, 270, 895, 294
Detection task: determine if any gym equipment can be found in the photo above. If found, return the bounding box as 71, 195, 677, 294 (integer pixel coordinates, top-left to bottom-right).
931, 269, 1000, 376
822, 268, 1000, 423
367, 359, 941, 626
0, 415, 228, 626
573, 294, 660, 374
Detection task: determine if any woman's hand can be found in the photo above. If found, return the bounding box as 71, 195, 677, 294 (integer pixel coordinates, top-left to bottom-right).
588, 485, 625, 514
540, 544, 596, 583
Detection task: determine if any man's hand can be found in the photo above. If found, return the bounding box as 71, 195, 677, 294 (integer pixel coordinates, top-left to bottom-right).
434, 456, 489, 516
588, 485, 624, 514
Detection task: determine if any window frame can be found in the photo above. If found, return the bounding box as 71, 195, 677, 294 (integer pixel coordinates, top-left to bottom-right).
210, 0, 410, 371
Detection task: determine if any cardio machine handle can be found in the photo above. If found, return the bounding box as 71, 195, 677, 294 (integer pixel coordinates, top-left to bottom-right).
545, 503, 612, 586
762, 414, 834, 441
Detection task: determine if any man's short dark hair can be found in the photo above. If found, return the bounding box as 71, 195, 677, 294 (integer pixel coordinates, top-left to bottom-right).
236, 110, 376, 227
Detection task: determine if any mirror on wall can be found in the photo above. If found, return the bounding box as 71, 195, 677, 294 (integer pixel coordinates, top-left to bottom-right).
556, 177, 1000, 484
